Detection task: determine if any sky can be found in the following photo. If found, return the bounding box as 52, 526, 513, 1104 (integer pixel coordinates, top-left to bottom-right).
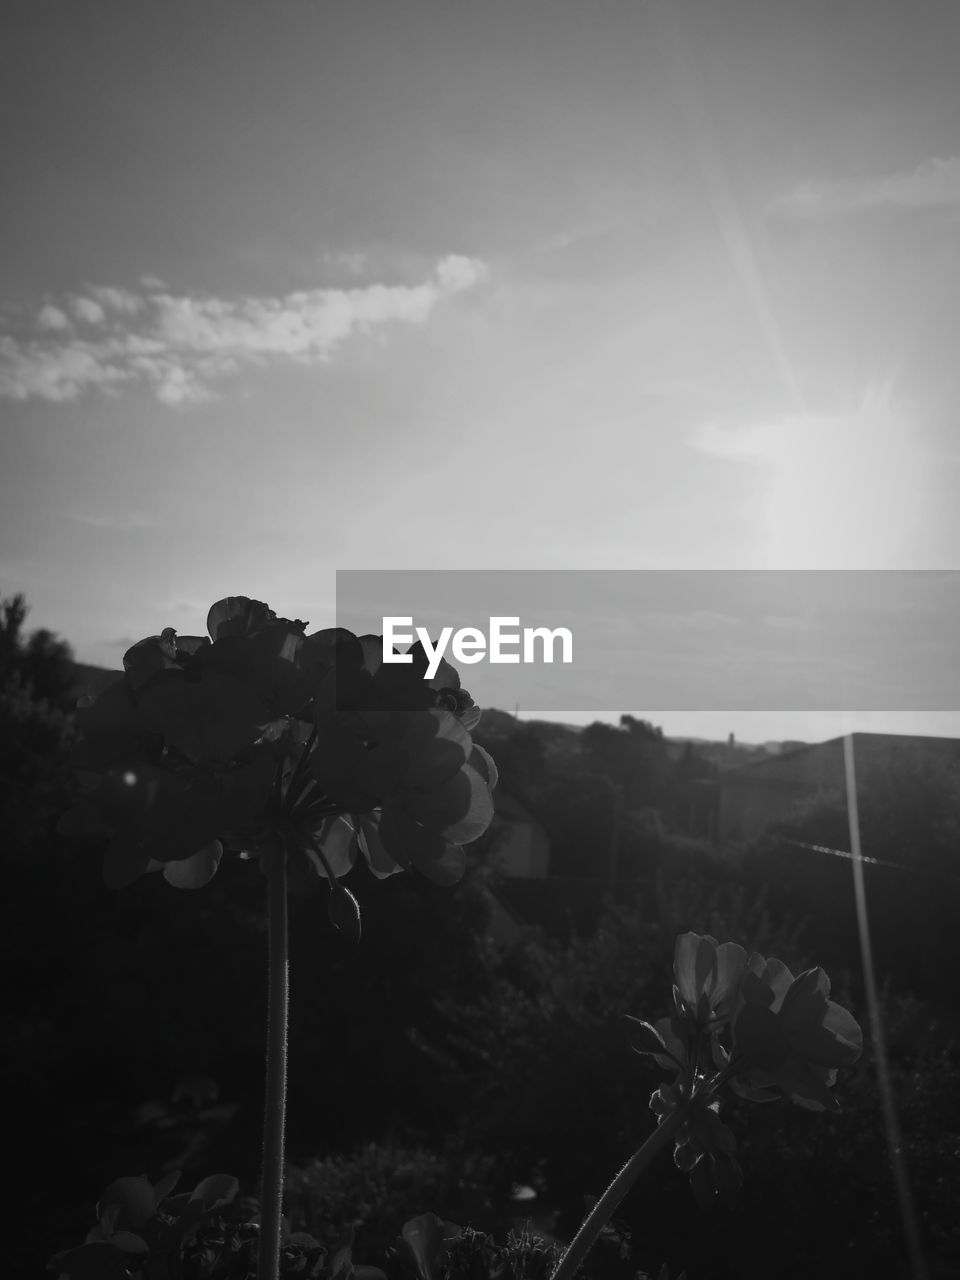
2, 0, 960, 743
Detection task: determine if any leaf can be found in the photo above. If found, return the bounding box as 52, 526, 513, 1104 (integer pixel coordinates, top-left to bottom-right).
652, 1015, 689, 1070
625, 1016, 671, 1059
152, 1170, 181, 1202
110, 1230, 148, 1254
97, 1175, 156, 1231
189, 1173, 239, 1211
162, 841, 223, 889
401, 1214, 461, 1280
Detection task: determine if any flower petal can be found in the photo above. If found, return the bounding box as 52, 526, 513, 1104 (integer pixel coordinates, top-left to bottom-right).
674, 933, 717, 1009
315, 817, 360, 879
206, 597, 277, 641
712, 942, 748, 1015
468, 743, 499, 791
356, 815, 404, 878
162, 841, 223, 889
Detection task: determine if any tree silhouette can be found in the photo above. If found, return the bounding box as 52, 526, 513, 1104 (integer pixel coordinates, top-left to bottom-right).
0, 593, 75, 704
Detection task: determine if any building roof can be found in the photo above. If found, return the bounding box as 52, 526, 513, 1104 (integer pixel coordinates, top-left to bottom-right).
719, 731, 960, 789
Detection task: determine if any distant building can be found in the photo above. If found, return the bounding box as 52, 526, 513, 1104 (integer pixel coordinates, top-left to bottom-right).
717, 732, 960, 844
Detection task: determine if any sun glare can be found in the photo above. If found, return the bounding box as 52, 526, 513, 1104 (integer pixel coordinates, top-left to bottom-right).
759, 392, 926, 569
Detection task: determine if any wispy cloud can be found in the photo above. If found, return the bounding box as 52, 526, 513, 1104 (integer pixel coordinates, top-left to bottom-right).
770, 155, 960, 220
0, 256, 488, 406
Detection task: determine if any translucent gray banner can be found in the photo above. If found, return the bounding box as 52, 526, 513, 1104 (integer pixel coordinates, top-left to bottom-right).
335, 570, 960, 712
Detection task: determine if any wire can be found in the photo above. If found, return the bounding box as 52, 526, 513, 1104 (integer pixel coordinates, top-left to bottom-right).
777, 837, 946, 879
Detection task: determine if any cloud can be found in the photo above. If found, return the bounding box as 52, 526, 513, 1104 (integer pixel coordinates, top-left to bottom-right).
770, 155, 960, 220
0, 255, 488, 406
71, 295, 106, 324
37, 305, 70, 332
89, 285, 144, 315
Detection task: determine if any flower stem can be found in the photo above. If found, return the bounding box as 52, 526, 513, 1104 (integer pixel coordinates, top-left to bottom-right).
549, 1107, 685, 1280
258, 841, 290, 1280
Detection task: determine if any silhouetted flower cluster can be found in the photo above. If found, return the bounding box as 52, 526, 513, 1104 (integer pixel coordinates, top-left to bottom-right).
628, 933, 862, 1209
59, 598, 497, 912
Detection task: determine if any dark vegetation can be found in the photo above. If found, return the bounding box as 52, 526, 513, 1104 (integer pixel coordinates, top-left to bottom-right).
3, 594, 959, 1279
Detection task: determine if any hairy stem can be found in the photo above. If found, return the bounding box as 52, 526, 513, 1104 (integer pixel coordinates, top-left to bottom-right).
258, 841, 290, 1280
550, 1107, 685, 1280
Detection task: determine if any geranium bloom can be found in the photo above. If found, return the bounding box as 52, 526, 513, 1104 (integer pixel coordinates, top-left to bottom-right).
59, 598, 497, 894
629, 932, 862, 1214
731, 956, 863, 1111
672, 932, 748, 1030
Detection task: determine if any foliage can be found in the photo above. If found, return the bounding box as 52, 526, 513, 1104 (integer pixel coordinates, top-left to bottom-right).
0, 593, 79, 852
285, 1144, 451, 1258
391, 1217, 562, 1280
47, 1170, 388, 1280
537, 772, 620, 879
580, 718, 670, 810
13, 588, 957, 1280
0, 591, 77, 705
